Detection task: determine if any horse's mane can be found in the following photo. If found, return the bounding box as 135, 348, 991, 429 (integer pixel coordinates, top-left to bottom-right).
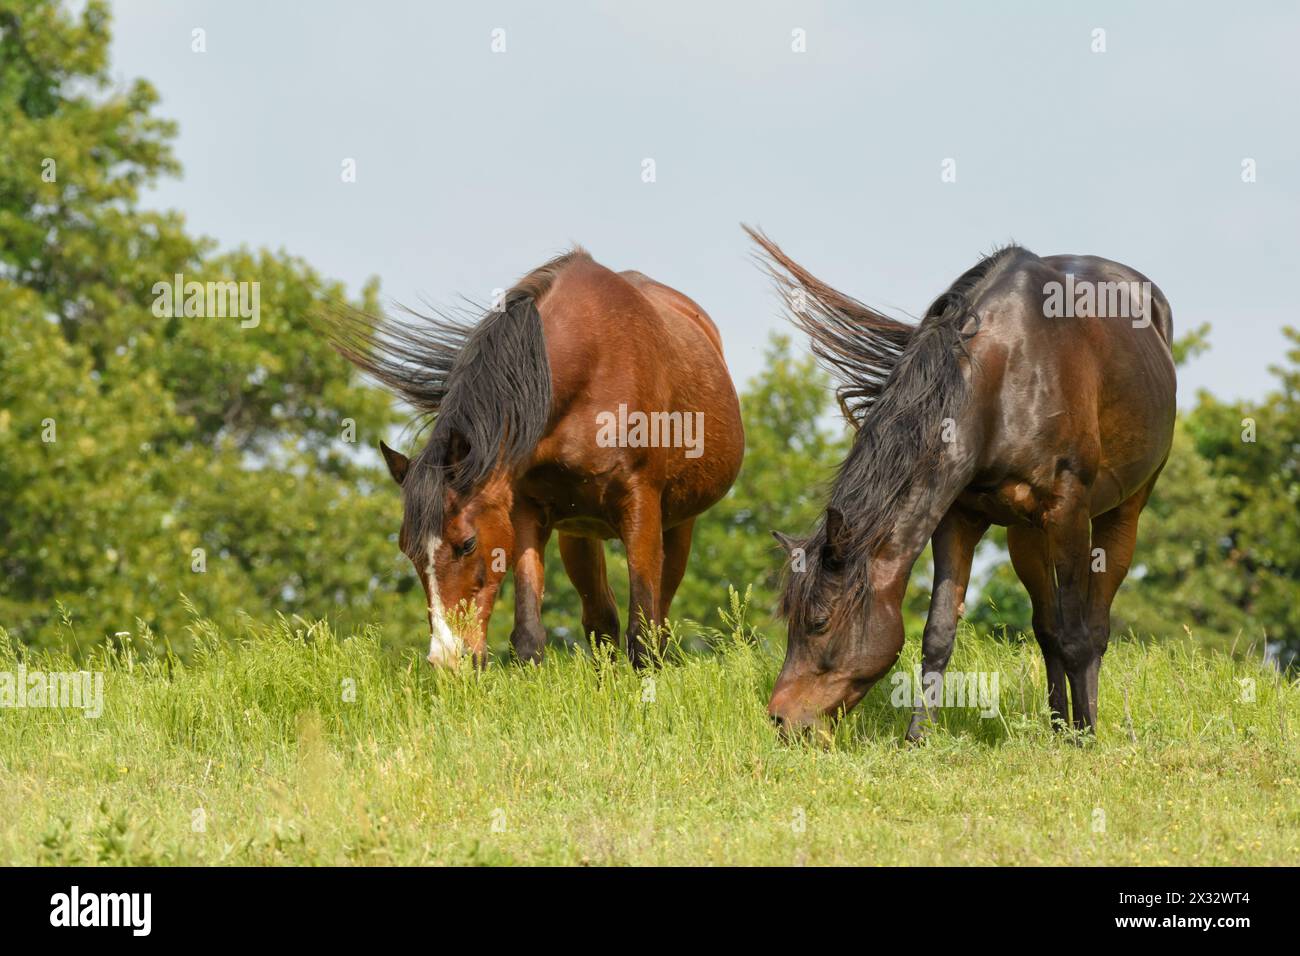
746, 226, 914, 426
748, 229, 1027, 621
325, 250, 584, 545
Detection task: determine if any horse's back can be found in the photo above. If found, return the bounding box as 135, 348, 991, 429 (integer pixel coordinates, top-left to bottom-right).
1030, 254, 1177, 415
537, 258, 723, 364
982, 251, 1176, 399
617, 270, 728, 358
1039, 253, 1174, 344
968, 251, 1177, 515
526, 254, 744, 529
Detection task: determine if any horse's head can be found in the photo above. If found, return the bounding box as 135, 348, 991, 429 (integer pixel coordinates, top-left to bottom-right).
768, 507, 905, 737
380, 439, 514, 667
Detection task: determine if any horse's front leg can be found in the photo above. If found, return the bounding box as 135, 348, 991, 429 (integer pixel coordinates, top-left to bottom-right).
509, 501, 551, 665
905, 508, 988, 743
1042, 472, 1098, 734
619, 487, 664, 668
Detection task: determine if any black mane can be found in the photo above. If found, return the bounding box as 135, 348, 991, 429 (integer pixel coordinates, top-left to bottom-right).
755, 236, 1027, 623
326, 251, 582, 544
747, 226, 913, 425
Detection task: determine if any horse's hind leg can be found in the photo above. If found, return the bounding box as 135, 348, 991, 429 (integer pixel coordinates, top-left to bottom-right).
1013, 473, 1099, 733
1079, 482, 1155, 730
558, 533, 620, 655
619, 488, 664, 668
658, 518, 695, 621
906, 508, 988, 742
1008, 526, 1071, 729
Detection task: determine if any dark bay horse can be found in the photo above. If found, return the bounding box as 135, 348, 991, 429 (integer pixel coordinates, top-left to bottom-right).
328, 249, 744, 667
749, 228, 1176, 738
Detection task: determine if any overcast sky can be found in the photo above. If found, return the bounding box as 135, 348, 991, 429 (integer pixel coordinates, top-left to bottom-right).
109, 0, 1299, 406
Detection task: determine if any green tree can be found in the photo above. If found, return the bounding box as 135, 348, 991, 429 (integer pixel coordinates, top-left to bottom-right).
0, 0, 408, 654
1175, 328, 1300, 659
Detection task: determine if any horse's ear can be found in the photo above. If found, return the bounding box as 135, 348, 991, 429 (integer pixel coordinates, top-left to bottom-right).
379, 440, 410, 486
823, 507, 847, 563
771, 530, 799, 555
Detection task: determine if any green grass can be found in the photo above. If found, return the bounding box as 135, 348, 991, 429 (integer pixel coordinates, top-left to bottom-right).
1, 596, 1296, 866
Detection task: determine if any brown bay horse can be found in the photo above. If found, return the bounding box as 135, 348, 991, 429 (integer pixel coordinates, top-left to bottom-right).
749, 227, 1176, 738
329, 249, 744, 667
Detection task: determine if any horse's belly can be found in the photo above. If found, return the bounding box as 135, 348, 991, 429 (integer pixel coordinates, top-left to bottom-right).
957, 480, 1044, 526
550, 515, 619, 539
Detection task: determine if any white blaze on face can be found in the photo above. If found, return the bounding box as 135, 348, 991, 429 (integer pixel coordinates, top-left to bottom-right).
425, 537, 464, 667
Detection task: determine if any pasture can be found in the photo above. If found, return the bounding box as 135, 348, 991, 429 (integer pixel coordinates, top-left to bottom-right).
2, 597, 1295, 866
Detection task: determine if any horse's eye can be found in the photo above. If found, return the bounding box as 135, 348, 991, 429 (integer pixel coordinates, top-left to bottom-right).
456, 536, 477, 558
808, 616, 829, 634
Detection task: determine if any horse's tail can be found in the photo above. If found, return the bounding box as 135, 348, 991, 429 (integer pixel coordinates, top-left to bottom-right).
743, 224, 914, 425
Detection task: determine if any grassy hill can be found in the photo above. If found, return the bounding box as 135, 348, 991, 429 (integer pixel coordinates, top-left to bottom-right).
1, 597, 1295, 865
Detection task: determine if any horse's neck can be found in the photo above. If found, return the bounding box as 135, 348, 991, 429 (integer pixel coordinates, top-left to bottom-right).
868, 458, 974, 596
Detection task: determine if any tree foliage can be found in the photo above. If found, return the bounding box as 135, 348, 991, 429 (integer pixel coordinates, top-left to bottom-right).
1, 1, 1296, 666
0, 1, 406, 654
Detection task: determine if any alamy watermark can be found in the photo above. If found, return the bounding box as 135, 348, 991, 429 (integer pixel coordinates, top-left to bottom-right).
1042, 274, 1151, 327
0, 665, 103, 718
889, 666, 1000, 718
595, 404, 704, 459
50, 886, 150, 936
151, 273, 260, 328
